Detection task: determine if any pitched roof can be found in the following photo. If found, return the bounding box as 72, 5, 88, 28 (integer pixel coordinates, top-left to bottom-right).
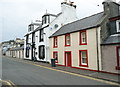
10, 46, 24, 51
50, 12, 104, 37
102, 34, 120, 45
42, 13, 57, 17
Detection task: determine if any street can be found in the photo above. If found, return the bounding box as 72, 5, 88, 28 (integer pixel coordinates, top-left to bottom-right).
1, 56, 119, 86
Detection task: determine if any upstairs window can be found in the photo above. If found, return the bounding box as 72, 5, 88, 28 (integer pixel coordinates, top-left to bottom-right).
39, 29, 44, 42
26, 35, 29, 44
38, 45, 45, 59
116, 20, 120, 32
79, 50, 88, 67
32, 33, 35, 43
80, 30, 87, 45
65, 34, 71, 46
53, 36, 58, 48
53, 52, 58, 63
116, 46, 120, 70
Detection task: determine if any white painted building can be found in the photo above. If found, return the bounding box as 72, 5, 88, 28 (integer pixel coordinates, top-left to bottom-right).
24, 1, 78, 62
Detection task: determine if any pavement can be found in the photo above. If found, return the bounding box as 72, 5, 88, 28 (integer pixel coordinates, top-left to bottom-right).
3, 56, 120, 85
22, 58, 120, 84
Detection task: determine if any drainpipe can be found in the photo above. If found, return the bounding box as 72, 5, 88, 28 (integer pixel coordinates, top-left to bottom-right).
43, 33, 47, 63
96, 27, 100, 72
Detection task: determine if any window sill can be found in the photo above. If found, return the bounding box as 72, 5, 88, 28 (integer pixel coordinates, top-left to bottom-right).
53, 46, 58, 48
79, 64, 88, 67
116, 66, 120, 70
65, 45, 71, 47
55, 61, 58, 63
80, 43, 87, 45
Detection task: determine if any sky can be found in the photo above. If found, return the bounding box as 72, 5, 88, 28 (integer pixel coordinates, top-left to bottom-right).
0, 0, 119, 42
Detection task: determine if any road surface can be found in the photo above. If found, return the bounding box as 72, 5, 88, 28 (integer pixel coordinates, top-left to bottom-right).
2, 56, 119, 86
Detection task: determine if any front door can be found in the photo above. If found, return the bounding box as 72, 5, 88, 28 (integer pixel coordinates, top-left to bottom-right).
65, 52, 72, 67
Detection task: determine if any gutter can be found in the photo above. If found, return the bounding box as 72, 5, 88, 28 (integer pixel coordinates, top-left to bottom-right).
49, 25, 101, 38
101, 42, 120, 45
24, 25, 49, 37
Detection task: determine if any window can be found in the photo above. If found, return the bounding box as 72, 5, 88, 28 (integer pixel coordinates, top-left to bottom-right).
116, 46, 120, 70
80, 30, 87, 45
26, 44, 30, 58
26, 35, 29, 44
32, 33, 35, 43
39, 29, 44, 42
42, 16, 46, 25
116, 20, 120, 32
38, 45, 45, 59
53, 36, 58, 48
65, 34, 71, 46
53, 52, 58, 63
42, 15, 49, 25
28, 26, 31, 32
79, 50, 88, 67
28, 25, 34, 32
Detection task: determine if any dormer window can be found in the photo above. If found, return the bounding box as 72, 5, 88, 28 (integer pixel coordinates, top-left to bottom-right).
116, 20, 120, 32
42, 15, 50, 25
28, 25, 34, 32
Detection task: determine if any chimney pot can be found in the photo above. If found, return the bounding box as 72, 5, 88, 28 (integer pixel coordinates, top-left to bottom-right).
64, 0, 67, 3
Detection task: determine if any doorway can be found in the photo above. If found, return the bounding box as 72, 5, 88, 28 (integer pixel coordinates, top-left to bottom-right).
65, 51, 72, 67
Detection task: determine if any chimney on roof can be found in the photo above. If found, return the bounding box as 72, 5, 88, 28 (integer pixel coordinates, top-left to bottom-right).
61, 0, 76, 9
61, 0, 76, 13
102, 0, 119, 17
104, 0, 116, 2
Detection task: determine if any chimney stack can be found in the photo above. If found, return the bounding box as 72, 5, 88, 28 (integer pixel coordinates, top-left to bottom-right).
103, 0, 116, 3
61, 0, 76, 8
102, 0, 119, 17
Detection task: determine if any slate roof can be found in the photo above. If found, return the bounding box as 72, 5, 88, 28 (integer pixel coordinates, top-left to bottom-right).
43, 13, 57, 17
10, 46, 24, 51
102, 34, 120, 45
50, 12, 104, 37
29, 23, 40, 26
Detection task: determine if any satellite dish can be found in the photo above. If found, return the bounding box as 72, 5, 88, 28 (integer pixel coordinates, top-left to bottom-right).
54, 24, 59, 28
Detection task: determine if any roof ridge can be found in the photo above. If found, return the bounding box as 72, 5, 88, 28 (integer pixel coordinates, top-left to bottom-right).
60, 12, 104, 28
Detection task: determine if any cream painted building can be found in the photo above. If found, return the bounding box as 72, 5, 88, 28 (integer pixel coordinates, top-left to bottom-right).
49, 12, 103, 71
49, 0, 120, 74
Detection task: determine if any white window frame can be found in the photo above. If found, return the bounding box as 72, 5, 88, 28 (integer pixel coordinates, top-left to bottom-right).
81, 51, 87, 65
81, 32, 86, 43
116, 20, 120, 32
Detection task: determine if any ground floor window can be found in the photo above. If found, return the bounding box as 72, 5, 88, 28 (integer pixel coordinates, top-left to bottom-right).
38, 45, 45, 59
79, 50, 88, 67
116, 46, 120, 70
53, 52, 58, 63
26, 47, 30, 57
